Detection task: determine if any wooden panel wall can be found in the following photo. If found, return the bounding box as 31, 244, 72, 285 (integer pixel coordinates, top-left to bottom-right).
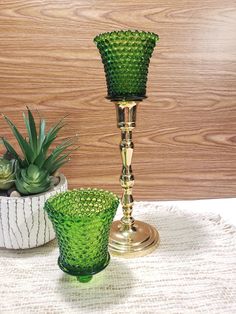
0, 0, 235, 200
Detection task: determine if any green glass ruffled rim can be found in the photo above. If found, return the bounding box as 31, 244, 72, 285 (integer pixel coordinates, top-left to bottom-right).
44, 188, 120, 219
94, 29, 159, 45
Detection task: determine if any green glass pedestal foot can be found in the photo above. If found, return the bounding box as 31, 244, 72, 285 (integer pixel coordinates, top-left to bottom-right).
58, 253, 110, 283
77, 275, 93, 283
45, 188, 119, 282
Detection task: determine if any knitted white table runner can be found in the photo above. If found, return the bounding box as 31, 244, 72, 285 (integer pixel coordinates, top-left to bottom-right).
0, 202, 236, 314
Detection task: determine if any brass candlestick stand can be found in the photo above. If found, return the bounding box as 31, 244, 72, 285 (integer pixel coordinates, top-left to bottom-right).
109, 101, 159, 257
94, 30, 160, 258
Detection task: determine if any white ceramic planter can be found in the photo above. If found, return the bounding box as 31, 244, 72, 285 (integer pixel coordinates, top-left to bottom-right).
0, 174, 67, 249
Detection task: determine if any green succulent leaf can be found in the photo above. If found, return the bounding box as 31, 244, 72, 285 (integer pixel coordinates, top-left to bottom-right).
15, 164, 52, 195
3, 115, 34, 164
1, 137, 23, 165
49, 158, 69, 175
33, 149, 46, 168
2, 109, 77, 178
42, 118, 66, 154
23, 109, 37, 154
42, 138, 75, 172
38, 118, 46, 149
0, 158, 17, 190
26, 107, 38, 150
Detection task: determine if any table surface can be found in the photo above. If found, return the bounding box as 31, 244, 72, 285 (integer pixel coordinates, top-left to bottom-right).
158, 197, 236, 226
0, 198, 236, 314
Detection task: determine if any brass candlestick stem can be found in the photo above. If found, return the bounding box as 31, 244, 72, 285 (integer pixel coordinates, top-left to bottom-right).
109, 101, 159, 257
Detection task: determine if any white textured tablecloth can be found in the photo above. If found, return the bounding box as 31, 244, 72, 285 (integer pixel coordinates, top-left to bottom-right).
0, 201, 236, 314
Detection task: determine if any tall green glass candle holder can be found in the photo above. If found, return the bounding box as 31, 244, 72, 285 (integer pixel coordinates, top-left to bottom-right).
44, 188, 119, 282
94, 30, 160, 258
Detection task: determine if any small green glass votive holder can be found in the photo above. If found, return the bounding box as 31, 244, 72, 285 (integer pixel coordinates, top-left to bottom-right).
94, 30, 159, 101
44, 188, 119, 283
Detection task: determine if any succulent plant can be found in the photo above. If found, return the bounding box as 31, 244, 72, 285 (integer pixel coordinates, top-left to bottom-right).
2, 108, 76, 176
0, 158, 16, 190
15, 164, 52, 195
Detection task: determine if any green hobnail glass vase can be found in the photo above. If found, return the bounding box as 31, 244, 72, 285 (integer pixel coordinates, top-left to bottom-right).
44, 188, 119, 283
94, 30, 159, 101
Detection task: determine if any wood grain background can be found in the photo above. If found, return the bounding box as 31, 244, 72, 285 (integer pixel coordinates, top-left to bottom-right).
0, 0, 235, 200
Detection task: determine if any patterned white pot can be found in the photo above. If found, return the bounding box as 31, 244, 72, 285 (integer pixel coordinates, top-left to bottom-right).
0, 174, 67, 249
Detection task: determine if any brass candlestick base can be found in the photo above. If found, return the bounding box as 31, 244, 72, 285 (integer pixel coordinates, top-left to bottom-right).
109, 101, 160, 258
109, 220, 159, 258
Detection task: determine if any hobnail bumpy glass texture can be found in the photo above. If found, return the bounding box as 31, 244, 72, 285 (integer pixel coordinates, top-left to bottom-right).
44, 188, 119, 281
94, 30, 159, 101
